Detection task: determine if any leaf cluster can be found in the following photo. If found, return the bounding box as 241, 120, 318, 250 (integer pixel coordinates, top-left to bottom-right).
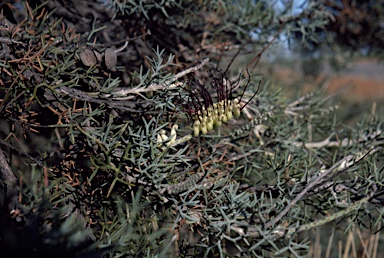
0, 1, 383, 258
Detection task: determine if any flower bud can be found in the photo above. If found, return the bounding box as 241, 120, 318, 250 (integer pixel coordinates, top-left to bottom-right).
193, 121, 200, 137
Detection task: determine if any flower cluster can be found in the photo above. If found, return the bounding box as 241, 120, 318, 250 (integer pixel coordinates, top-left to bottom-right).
157, 124, 178, 146
183, 70, 254, 137
192, 99, 241, 137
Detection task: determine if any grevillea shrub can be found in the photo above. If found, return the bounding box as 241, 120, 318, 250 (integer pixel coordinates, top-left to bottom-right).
0, 1, 383, 257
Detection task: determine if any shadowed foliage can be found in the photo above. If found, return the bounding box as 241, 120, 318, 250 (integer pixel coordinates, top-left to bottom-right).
0, 1, 383, 257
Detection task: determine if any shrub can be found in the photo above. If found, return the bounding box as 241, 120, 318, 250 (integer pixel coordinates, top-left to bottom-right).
0, 1, 383, 257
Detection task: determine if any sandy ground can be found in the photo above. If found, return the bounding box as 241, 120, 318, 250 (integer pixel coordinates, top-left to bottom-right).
326, 60, 384, 102
272, 59, 384, 103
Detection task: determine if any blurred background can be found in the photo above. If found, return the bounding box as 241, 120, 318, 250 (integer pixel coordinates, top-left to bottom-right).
260, 0, 384, 123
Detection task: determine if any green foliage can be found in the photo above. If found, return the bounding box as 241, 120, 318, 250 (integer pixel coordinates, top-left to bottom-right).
291, 0, 384, 63
0, 1, 383, 257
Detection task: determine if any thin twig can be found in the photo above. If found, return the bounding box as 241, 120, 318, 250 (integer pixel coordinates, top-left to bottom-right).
0, 37, 26, 46
100, 58, 210, 99
325, 230, 335, 258
86, 30, 151, 48
266, 147, 381, 231
372, 221, 381, 258
287, 184, 377, 236
264, 155, 354, 229
355, 226, 370, 258
0, 139, 44, 167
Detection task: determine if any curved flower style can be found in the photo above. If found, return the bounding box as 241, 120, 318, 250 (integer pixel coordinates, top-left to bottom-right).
183, 70, 257, 137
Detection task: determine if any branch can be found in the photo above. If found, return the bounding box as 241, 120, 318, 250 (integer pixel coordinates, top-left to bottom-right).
288, 184, 377, 237
106, 58, 210, 99
263, 154, 354, 229
86, 30, 151, 48
0, 148, 17, 207
264, 147, 381, 230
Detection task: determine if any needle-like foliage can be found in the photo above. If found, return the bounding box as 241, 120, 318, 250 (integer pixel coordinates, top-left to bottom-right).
0, 1, 383, 257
